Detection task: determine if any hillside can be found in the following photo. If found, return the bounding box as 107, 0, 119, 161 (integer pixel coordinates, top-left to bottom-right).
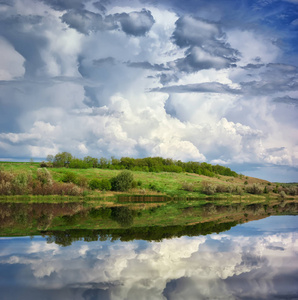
0, 161, 296, 200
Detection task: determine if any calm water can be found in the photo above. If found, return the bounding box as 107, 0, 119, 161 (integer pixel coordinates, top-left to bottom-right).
0, 215, 297, 300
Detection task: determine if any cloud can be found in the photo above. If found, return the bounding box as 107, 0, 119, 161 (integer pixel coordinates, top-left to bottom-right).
61, 6, 155, 37
113, 9, 155, 36
171, 16, 239, 72
241, 63, 265, 69
93, 56, 115, 66
93, 1, 110, 13
153, 82, 241, 94
273, 95, 298, 106
40, 0, 88, 11
0, 37, 25, 80
126, 61, 169, 71
61, 9, 105, 35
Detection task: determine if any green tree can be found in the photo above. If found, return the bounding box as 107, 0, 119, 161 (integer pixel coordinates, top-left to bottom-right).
53, 152, 73, 167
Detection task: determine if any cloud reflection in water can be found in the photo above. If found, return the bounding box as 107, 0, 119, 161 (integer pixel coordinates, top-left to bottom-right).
0, 216, 297, 299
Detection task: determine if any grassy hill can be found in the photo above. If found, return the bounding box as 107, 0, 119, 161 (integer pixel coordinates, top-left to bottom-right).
0, 161, 296, 202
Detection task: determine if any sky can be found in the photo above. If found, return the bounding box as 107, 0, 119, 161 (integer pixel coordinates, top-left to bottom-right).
0, 0, 297, 182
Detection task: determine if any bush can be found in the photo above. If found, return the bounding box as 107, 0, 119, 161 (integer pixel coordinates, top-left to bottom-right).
37, 168, 53, 185
110, 170, 134, 192
12, 173, 29, 194
40, 161, 53, 168
89, 178, 102, 190
61, 172, 78, 184
202, 182, 216, 195
246, 184, 263, 195
182, 182, 194, 192
100, 179, 111, 191
89, 178, 112, 191
77, 176, 88, 188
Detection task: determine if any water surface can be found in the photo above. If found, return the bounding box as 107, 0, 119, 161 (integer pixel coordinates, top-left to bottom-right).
0, 215, 297, 299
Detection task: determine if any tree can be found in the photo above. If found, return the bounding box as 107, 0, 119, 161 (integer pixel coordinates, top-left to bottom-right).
46, 155, 54, 163
111, 170, 134, 191
84, 156, 99, 168
53, 152, 73, 167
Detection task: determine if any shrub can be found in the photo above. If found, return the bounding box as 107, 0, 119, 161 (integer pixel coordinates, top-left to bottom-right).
182, 182, 194, 192
202, 182, 216, 195
40, 161, 52, 168
61, 172, 78, 184
12, 173, 29, 194
89, 178, 102, 190
110, 170, 134, 192
287, 186, 297, 196
246, 184, 263, 195
77, 176, 88, 188
100, 179, 111, 191
37, 168, 53, 185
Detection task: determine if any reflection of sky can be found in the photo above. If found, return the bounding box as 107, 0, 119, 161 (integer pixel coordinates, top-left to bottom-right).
0, 216, 298, 300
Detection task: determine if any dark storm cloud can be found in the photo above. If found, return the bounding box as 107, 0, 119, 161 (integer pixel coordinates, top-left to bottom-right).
0, 15, 48, 78
152, 82, 242, 94
93, 57, 115, 66
61, 8, 154, 36
273, 95, 298, 105
241, 81, 298, 94
61, 9, 106, 35
40, 0, 88, 11
113, 9, 155, 36
126, 61, 169, 71
267, 63, 297, 73
0, 0, 15, 7
240, 62, 298, 95
93, 0, 110, 13
241, 63, 265, 69
171, 16, 239, 72
174, 47, 237, 72
159, 73, 179, 85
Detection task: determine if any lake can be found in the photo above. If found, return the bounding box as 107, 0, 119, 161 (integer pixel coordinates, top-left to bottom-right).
0, 215, 297, 299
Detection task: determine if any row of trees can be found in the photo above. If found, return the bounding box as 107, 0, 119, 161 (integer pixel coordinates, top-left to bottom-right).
43, 152, 238, 178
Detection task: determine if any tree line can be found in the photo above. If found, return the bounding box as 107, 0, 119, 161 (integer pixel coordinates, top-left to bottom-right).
43, 152, 238, 178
